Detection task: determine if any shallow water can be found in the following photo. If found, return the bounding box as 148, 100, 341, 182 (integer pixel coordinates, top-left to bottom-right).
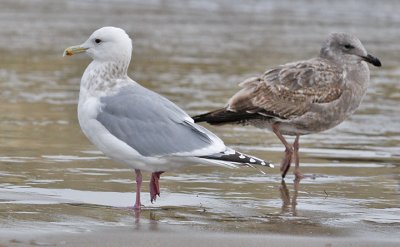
0, 0, 399, 241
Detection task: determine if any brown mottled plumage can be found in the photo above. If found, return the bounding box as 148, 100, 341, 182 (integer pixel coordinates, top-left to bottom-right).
193, 33, 381, 179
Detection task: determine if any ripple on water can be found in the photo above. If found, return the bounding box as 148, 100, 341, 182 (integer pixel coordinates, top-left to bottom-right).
238, 145, 399, 162
42, 155, 108, 162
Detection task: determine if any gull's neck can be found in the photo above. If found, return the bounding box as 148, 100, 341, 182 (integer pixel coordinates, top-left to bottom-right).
80, 59, 131, 97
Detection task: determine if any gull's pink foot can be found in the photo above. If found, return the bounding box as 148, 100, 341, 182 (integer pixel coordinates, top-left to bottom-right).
294, 170, 305, 180
133, 204, 141, 211
150, 171, 164, 203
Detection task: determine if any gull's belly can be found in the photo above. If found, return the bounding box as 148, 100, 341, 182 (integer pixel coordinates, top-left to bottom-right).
248, 90, 364, 136
248, 112, 350, 136
279, 90, 364, 136
281, 112, 348, 136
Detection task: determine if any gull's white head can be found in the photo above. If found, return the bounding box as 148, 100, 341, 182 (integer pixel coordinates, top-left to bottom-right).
63, 27, 132, 63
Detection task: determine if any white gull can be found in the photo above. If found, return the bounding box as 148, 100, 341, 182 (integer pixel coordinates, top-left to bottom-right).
63, 27, 273, 210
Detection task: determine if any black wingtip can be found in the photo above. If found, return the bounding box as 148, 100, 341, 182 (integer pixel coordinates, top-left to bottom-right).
192, 111, 221, 124
200, 149, 274, 168
192, 108, 242, 125
192, 114, 205, 123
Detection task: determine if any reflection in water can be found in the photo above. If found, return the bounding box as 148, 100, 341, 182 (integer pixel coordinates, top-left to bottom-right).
0, 0, 400, 240
279, 180, 298, 217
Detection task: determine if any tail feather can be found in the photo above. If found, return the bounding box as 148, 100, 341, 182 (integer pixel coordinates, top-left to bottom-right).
199, 148, 273, 168
192, 108, 264, 125
193, 109, 274, 171
192, 108, 227, 124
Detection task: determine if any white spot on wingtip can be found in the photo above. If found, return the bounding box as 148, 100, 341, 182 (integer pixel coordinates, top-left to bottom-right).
224, 149, 235, 155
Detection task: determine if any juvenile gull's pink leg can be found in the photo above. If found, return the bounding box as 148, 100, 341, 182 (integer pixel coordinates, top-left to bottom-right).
272, 123, 293, 179
293, 135, 304, 179
150, 171, 164, 203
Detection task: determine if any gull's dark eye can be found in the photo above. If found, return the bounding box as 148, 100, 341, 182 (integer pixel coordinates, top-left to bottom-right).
344, 44, 354, 49
95, 38, 102, 44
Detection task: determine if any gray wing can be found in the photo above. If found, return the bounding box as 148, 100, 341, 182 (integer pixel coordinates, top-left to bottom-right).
228, 58, 345, 119
97, 84, 223, 157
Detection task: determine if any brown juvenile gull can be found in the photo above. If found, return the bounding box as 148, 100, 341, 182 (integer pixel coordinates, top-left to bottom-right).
193, 33, 381, 179
63, 27, 273, 210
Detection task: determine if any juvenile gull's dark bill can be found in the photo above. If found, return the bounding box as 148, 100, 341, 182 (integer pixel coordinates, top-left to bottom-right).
63, 27, 273, 210
193, 33, 381, 180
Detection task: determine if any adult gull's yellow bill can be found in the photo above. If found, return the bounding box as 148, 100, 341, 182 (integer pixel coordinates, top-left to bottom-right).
63, 27, 273, 210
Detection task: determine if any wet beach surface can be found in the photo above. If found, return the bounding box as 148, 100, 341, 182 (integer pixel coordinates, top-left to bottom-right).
0, 0, 399, 245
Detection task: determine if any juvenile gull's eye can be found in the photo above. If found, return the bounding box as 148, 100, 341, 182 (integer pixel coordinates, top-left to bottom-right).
95, 38, 102, 44
344, 44, 354, 49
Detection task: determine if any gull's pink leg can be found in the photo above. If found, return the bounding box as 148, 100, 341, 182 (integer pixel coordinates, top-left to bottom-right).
134, 169, 142, 210
272, 123, 293, 179
293, 135, 304, 179
150, 171, 164, 203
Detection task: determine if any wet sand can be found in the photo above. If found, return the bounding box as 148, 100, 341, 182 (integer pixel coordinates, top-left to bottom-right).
2, 226, 399, 247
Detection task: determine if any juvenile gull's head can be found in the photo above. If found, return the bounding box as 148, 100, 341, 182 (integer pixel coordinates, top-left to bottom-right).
320, 33, 381, 67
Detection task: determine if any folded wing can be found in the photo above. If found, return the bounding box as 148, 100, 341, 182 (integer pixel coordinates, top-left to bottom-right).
97, 84, 225, 157
193, 58, 344, 124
